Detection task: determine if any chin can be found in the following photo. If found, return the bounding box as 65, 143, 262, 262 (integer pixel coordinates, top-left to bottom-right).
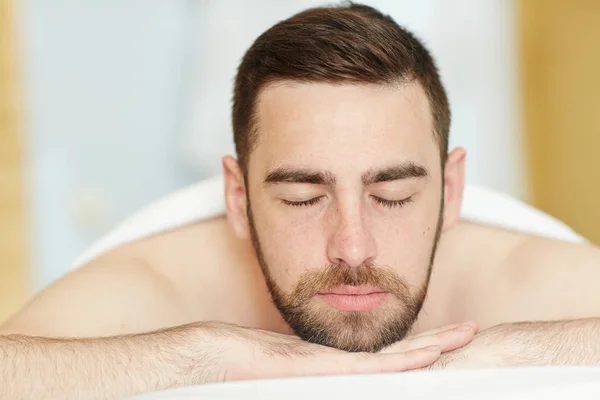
284, 301, 416, 352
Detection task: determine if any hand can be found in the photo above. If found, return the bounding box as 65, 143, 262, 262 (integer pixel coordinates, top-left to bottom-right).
195, 321, 478, 382
425, 323, 527, 370
379, 321, 479, 355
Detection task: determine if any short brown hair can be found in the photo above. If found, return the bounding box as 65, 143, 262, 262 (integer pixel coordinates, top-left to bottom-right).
232, 2, 450, 176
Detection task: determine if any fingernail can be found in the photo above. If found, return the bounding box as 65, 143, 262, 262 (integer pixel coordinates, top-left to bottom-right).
425, 345, 440, 351
456, 324, 473, 331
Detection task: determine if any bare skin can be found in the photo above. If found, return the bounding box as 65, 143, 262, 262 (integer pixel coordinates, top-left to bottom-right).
3, 216, 599, 339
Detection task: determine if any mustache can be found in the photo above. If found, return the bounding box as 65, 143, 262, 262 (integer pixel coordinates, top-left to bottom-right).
290, 263, 414, 305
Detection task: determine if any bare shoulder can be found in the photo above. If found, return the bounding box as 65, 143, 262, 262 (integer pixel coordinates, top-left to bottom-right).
484, 229, 600, 324
1, 216, 279, 337
429, 221, 600, 329
0, 217, 242, 337
0, 252, 188, 337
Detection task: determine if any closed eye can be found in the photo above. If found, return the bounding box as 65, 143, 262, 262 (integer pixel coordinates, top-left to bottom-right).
281, 196, 324, 207
371, 195, 413, 208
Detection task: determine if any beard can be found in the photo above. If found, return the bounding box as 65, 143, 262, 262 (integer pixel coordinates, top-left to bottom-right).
246, 196, 444, 353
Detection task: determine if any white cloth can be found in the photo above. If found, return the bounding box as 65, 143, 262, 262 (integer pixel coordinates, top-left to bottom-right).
127, 367, 600, 399
71, 175, 586, 269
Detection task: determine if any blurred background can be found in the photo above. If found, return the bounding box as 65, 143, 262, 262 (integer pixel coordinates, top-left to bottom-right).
1, 0, 599, 322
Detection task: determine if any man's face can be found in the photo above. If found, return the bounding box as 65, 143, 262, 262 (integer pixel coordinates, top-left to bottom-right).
245, 81, 444, 352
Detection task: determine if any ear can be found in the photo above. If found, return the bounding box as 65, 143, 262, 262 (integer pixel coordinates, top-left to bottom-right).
222, 156, 251, 239
441, 147, 466, 232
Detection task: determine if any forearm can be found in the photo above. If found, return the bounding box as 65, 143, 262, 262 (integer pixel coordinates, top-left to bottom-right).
491, 318, 600, 366
0, 324, 217, 400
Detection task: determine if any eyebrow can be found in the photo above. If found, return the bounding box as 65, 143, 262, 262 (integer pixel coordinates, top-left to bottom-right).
264, 162, 429, 186
264, 168, 336, 185
361, 162, 429, 185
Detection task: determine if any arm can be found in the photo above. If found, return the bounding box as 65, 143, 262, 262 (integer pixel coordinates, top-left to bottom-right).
1, 322, 478, 400
499, 319, 600, 365
431, 318, 600, 369
0, 323, 219, 400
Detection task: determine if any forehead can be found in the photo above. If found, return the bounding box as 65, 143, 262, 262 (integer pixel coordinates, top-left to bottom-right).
251, 81, 438, 176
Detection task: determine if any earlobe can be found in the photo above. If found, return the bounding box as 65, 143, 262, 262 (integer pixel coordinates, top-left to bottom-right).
441, 148, 466, 232
222, 156, 251, 239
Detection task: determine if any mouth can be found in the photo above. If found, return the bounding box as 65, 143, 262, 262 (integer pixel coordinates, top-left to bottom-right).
316, 285, 388, 312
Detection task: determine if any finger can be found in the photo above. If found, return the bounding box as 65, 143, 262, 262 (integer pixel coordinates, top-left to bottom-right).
408, 325, 475, 353
347, 346, 442, 373
409, 321, 478, 339
301, 345, 441, 377
383, 323, 476, 353
380, 323, 477, 354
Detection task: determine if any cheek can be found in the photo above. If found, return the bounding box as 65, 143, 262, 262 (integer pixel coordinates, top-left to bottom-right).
254, 200, 326, 288
373, 193, 441, 281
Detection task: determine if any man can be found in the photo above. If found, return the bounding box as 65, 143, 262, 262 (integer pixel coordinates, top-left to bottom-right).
2, 3, 600, 399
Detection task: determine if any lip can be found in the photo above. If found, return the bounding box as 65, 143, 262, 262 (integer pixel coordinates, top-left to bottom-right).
318, 285, 386, 296
316, 285, 388, 311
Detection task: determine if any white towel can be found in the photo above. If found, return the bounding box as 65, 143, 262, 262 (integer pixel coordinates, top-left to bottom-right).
71, 175, 586, 269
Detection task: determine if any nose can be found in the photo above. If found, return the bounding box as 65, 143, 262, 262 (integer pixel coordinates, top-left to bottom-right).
326, 201, 376, 268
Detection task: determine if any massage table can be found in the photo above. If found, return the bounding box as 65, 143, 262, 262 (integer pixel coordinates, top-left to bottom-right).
68, 176, 598, 399
128, 367, 600, 399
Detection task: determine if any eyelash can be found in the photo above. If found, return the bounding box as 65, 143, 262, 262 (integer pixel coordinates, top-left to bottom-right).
281, 197, 324, 207
371, 195, 413, 208
281, 196, 413, 208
